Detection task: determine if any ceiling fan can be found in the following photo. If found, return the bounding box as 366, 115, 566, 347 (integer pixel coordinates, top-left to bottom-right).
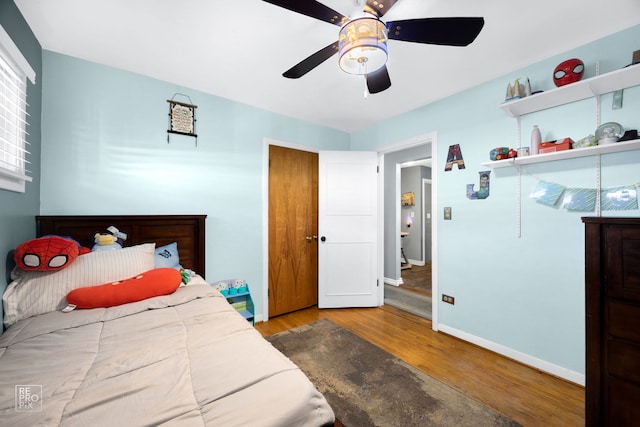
263, 0, 484, 94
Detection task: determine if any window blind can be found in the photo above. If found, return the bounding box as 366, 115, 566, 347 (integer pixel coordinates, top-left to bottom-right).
0, 24, 35, 193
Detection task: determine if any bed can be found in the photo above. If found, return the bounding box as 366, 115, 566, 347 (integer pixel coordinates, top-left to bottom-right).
0, 215, 335, 426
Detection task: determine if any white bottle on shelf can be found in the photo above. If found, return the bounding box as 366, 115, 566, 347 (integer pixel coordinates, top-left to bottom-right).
531, 125, 541, 155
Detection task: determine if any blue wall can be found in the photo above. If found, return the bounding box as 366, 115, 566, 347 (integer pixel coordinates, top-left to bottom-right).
0, 0, 41, 324
353, 25, 640, 379
39, 51, 350, 323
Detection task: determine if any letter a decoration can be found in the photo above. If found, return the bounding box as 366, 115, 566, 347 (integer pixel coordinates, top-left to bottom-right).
444, 144, 465, 171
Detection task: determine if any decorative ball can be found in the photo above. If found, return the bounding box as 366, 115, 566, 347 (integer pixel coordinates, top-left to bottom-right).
553, 58, 584, 87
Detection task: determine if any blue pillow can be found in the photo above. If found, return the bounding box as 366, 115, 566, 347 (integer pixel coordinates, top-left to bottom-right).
154, 242, 183, 270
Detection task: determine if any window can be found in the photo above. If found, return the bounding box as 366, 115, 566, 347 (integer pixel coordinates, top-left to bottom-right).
0, 24, 36, 193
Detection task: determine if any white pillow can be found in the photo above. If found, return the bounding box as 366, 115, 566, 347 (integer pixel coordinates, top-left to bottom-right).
3, 243, 156, 328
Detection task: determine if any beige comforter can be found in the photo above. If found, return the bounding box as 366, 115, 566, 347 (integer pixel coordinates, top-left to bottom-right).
0, 285, 334, 426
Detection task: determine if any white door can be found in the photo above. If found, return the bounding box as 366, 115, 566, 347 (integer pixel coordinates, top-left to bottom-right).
318, 151, 379, 308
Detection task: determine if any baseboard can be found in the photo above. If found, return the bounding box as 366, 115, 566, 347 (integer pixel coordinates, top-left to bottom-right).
437, 323, 585, 386
407, 259, 425, 266
384, 277, 402, 286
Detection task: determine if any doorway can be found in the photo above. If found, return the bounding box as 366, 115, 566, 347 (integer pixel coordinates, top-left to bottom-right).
384, 161, 432, 319
266, 145, 380, 318
261, 135, 436, 326
379, 133, 439, 328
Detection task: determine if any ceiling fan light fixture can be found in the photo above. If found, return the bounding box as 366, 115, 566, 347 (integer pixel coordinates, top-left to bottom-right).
338, 17, 388, 75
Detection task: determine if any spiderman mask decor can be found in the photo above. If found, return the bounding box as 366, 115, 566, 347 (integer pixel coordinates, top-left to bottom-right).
553, 58, 584, 87
14, 236, 86, 271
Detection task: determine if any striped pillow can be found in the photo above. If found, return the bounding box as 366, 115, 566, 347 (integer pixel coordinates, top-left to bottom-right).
3, 243, 156, 328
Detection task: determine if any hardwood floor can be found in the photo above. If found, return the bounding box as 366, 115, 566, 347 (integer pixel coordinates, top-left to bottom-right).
400, 261, 432, 295
256, 305, 584, 427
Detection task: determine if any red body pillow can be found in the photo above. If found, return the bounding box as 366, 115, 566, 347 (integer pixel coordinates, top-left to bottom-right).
67, 268, 182, 309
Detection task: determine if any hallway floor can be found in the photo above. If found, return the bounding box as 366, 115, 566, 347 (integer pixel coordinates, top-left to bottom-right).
384, 284, 432, 320
400, 261, 432, 295
384, 262, 433, 320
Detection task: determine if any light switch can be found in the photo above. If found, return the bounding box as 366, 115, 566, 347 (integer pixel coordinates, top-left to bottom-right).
444, 207, 452, 220
613, 90, 623, 110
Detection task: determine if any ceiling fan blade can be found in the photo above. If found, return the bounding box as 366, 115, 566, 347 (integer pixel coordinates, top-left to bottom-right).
366, 66, 391, 94
283, 41, 339, 79
262, 0, 349, 26
364, 0, 399, 19
387, 17, 485, 46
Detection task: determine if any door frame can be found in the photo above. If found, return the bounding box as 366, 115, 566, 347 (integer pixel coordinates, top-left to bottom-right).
376, 131, 439, 330
422, 177, 432, 265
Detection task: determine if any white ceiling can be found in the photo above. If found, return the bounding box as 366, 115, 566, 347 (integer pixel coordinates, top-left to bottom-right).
15, 0, 640, 132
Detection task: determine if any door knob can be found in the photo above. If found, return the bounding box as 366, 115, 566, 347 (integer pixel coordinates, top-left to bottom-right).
306, 236, 312, 242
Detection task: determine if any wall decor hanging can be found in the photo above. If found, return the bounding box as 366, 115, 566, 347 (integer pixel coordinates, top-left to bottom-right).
444, 144, 466, 171
167, 93, 197, 145
561, 188, 598, 212
530, 180, 566, 206
467, 170, 491, 200
401, 192, 415, 206
601, 186, 638, 211
529, 176, 639, 212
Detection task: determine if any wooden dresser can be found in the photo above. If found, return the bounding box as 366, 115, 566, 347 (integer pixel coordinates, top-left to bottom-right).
583, 217, 640, 426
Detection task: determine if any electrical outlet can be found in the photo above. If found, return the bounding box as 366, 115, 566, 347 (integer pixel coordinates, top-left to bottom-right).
442, 294, 455, 305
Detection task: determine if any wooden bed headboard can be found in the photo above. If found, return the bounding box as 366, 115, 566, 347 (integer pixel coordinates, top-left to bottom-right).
36, 215, 207, 276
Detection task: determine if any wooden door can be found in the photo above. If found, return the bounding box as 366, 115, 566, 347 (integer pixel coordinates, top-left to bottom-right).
268, 145, 318, 317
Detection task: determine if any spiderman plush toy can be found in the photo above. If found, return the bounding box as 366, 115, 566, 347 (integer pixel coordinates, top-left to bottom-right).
14, 236, 90, 271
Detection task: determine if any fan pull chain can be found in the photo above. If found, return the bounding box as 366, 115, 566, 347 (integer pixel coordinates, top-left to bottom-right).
363, 60, 369, 99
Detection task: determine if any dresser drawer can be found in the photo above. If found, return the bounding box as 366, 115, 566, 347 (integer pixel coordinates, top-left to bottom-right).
608, 300, 640, 343
608, 338, 640, 384
607, 376, 640, 426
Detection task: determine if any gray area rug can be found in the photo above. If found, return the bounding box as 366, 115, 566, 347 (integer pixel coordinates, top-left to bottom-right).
266, 319, 521, 427
384, 284, 432, 320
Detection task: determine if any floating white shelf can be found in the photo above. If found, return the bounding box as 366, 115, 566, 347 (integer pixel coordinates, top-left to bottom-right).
500, 64, 640, 117
481, 139, 640, 168
494, 62, 640, 236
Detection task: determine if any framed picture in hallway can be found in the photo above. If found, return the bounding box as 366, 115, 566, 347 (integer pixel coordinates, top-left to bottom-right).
402, 192, 415, 206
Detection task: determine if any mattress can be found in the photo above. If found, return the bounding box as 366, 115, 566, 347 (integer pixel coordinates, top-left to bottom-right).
0, 285, 335, 426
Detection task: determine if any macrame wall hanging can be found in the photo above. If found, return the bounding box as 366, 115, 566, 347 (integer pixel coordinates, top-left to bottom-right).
167, 93, 197, 146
